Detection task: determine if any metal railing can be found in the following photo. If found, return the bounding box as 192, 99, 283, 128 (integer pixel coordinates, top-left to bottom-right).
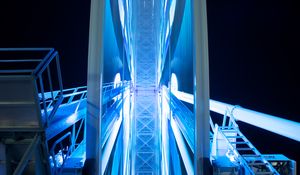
0, 48, 64, 128
43, 81, 131, 112
46, 81, 131, 174
216, 111, 279, 174
168, 89, 283, 174
49, 117, 85, 175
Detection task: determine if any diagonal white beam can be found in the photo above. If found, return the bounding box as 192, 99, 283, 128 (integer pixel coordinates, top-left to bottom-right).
173, 90, 300, 142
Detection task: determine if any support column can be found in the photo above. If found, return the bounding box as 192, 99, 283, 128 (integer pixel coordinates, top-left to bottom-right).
86, 0, 105, 174
192, 0, 210, 174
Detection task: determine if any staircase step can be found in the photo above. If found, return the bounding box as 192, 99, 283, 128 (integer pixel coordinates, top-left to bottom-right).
242, 154, 261, 157
248, 162, 267, 166
255, 172, 274, 175
236, 148, 253, 151
230, 141, 248, 144
222, 130, 238, 133
225, 135, 244, 139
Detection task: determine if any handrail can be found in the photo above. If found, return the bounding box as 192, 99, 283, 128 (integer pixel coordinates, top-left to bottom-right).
0, 48, 64, 129
0, 69, 34, 74
33, 49, 56, 77
50, 132, 71, 156
0, 48, 53, 51
50, 132, 72, 174
0, 59, 43, 62
0, 48, 55, 76
43, 80, 131, 109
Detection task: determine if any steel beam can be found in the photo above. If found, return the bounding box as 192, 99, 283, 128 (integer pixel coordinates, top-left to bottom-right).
192, 0, 211, 174
86, 0, 105, 174
210, 100, 300, 142
13, 135, 40, 175
172, 90, 300, 142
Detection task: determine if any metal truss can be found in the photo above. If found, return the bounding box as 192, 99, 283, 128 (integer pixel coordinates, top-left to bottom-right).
132, 0, 161, 174
133, 0, 159, 89
134, 91, 159, 174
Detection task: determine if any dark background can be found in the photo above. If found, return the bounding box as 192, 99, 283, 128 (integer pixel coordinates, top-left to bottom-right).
0, 0, 299, 171
0, 0, 90, 88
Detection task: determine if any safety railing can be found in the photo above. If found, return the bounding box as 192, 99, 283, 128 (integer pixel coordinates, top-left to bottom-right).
46, 81, 130, 174
49, 116, 85, 175
0, 48, 64, 128
42, 85, 87, 123
215, 110, 279, 174
43, 80, 131, 112
49, 132, 72, 175
103, 81, 131, 104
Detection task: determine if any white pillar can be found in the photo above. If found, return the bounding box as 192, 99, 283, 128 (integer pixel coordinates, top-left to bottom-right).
192, 0, 211, 174
86, 0, 105, 174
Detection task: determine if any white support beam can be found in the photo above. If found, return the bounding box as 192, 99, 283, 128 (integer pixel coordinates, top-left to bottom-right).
86, 0, 105, 174
173, 90, 300, 142
210, 100, 300, 142
192, 0, 211, 174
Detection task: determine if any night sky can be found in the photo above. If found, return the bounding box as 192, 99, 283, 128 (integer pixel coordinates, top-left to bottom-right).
0, 0, 299, 171
0, 0, 90, 88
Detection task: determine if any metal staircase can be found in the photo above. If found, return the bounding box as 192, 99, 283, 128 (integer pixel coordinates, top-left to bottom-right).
0, 48, 63, 175
165, 87, 286, 175
217, 114, 279, 175
0, 48, 130, 175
